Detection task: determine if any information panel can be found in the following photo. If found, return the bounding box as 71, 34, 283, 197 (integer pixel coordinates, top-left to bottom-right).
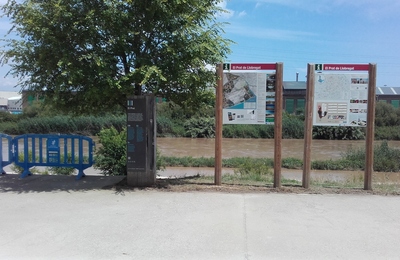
127, 98, 147, 170
313, 73, 369, 126
222, 72, 276, 125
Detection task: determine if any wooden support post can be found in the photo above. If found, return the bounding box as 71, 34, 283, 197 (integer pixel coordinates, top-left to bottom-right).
215, 63, 223, 186
364, 63, 377, 190
273, 62, 283, 188
302, 64, 315, 189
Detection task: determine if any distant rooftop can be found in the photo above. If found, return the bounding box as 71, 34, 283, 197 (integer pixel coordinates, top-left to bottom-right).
283, 81, 306, 90
376, 87, 400, 95
282, 82, 400, 95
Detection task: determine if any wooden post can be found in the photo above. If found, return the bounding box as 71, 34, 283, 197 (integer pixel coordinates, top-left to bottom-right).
273, 62, 283, 188
302, 64, 315, 189
215, 63, 223, 186
364, 63, 377, 190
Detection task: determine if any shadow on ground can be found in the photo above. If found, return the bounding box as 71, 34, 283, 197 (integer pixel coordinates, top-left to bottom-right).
0, 174, 125, 193
1, 174, 398, 196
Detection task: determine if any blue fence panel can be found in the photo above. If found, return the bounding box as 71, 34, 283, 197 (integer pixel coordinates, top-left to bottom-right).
12, 134, 95, 180
0, 133, 13, 174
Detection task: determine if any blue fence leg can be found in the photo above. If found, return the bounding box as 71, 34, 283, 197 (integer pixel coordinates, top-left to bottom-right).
20, 169, 32, 178
1, 162, 5, 174
76, 169, 86, 180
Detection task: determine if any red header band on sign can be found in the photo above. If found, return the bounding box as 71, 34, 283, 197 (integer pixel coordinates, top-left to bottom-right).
323, 64, 370, 71
230, 63, 276, 70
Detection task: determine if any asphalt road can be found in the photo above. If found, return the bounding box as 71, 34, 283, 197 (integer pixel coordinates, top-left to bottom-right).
1, 174, 400, 260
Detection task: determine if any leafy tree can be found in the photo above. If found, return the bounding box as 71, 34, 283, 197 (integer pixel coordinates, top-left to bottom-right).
1, 0, 231, 114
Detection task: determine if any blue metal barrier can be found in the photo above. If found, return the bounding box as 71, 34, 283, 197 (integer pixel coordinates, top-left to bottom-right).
12, 134, 95, 180
0, 134, 13, 174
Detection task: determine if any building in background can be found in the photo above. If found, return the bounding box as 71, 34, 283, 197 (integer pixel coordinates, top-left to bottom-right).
7, 96, 23, 114
0, 91, 22, 113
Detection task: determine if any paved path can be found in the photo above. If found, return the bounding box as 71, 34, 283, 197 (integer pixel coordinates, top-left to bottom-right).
1, 174, 400, 259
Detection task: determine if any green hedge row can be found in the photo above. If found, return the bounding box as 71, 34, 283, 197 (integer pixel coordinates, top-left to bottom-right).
0, 110, 399, 140
0, 115, 125, 135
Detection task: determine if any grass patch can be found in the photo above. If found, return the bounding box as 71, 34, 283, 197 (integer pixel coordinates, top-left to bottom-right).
160, 141, 400, 172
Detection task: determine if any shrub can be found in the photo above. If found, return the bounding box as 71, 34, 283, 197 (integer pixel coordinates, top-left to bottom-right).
94, 127, 127, 176
375, 126, 400, 140
235, 159, 272, 176
282, 113, 304, 139
313, 126, 365, 140
282, 157, 303, 169
340, 141, 400, 172
375, 102, 400, 127
184, 117, 215, 138
47, 153, 77, 176
157, 116, 175, 136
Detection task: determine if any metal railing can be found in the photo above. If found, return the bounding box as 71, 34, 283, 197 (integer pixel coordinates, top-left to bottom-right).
1, 134, 95, 180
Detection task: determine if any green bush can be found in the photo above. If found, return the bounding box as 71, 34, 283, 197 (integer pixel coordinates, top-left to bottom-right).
0, 110, 20, 123
375, 126, 400, 140
340, 141, 400, 172
157, 116, 174, 136
184, 117, 215, 138
222, 124, 274, 138
47, 153, 77, 176
311, 159, 346, 170
282, 113, 304, 139
375, 102, 400, 127
0, 115, 125, 135
11, 151, 79, 176
11, 151, 37, 174
313, 126, 365, 140
94, 127, 127, 176
282, 157, 303, 169
235, 159, 272, 176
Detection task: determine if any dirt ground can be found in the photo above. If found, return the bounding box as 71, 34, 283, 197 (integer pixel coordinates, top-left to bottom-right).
106, 177, 400, 196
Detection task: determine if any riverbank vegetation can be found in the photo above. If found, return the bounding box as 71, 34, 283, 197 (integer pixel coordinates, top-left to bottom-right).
159, 141, 400, 172
1, 101, 400, 140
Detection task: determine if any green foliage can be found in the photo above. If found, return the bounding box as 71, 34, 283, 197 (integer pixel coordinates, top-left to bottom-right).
156, 101, 215, 137
224, 158, 273, 183
375, 102, 400, 127
0, 114, 125, 135
282, 113, 304, 139
11, 151, 81, 175
11, 151, 38, 174
375, 126, 400, 140
234, 159, 272, 176
311, 160, 348, 170
294, 107, 305, 121
156, 102, 190, 121
156, 116, 175, 136
341, 141, 400, 172
47, 153, 77, 176
0, 110, 20, 123
222, 124, 274, 138
282, 157, 303, 169
184, 117, 215, 138
94, 127, 127, 176
47, 166, 75, 175
1, 0, 231, 114
313, 126, 365, 140
21, 100, 61, 118
373, 141, 400, 172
